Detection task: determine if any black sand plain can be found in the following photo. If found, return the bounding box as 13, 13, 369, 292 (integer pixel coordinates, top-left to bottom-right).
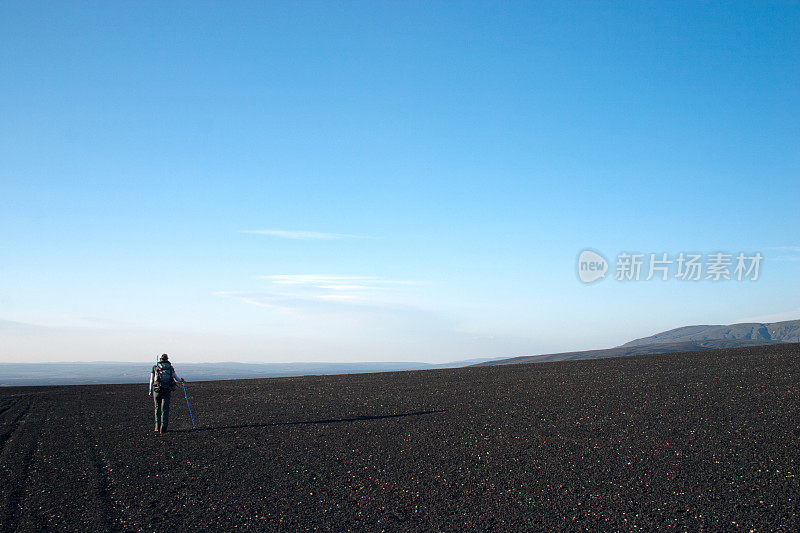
2, 343, 800, 531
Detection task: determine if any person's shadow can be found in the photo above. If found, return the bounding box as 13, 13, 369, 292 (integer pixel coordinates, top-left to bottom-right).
172, 409, 445, 433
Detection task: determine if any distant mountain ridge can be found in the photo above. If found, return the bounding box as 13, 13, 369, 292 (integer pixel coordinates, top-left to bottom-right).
476, 319, 800, 367
622, 319, 800, 346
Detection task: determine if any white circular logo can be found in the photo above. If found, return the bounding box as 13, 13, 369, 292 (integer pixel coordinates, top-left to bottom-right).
577, 249, 608, 283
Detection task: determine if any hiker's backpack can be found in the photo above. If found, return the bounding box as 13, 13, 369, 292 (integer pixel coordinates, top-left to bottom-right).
153, 362, 176, 392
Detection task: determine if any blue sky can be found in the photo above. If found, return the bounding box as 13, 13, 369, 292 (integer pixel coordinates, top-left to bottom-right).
1, 2, 798, 363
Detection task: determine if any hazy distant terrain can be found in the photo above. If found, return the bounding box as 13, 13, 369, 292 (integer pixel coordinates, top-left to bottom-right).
0, 359, 497, 387
4, 320, 798, 385
622, 319, 800, 346
3, 344, 800, 530
477, 319, 799, 366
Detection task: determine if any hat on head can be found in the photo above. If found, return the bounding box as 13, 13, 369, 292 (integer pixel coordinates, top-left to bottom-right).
160, 353, 169, 361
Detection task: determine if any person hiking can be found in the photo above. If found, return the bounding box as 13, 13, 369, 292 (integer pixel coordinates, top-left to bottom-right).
149, 354, 183, 434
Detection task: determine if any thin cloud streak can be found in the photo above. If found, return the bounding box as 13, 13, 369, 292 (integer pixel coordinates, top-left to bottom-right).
242, 230, 370, 240
216, 274, 423, 311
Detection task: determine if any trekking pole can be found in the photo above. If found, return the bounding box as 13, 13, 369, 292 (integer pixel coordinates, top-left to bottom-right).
181, 381, 196, 429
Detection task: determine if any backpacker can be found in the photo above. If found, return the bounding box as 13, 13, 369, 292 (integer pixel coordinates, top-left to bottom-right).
153, 362, 176, 392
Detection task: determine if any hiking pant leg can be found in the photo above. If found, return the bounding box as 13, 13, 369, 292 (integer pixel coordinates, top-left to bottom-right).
161, 391, 171, 432
154, 392, 161, 430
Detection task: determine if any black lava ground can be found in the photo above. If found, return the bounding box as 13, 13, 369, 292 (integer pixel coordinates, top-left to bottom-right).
3, 344, 800, 531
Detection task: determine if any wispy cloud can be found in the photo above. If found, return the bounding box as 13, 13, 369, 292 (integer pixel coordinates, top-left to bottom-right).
216, 275, 421, 312
242, 230, 369, 240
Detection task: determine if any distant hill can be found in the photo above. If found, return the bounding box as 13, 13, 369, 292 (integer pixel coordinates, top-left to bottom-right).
476, 319, 800, 367
622, 319, 800, 346
473, 339, 786, 366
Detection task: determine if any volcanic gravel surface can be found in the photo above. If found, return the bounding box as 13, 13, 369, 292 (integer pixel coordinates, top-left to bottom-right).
3, 344, 800, 531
